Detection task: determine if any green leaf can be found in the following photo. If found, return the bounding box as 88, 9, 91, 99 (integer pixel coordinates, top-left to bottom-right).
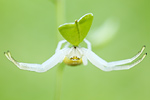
58, 13, 93, 46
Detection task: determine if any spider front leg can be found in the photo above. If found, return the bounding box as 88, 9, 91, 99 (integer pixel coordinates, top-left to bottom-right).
4, 51, 20, 67
107, 45, 146, 67
83, 46, 147, 71
105, 53, 147, 71
4, 41, 69, 72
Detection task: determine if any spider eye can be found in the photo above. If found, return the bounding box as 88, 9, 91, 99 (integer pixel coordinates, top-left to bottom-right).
70, 56, 80, 61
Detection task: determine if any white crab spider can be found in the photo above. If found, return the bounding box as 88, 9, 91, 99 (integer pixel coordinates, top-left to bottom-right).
4, 39, 147, 72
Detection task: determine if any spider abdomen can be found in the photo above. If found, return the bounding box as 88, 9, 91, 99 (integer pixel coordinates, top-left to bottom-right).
63, 56, 82, 66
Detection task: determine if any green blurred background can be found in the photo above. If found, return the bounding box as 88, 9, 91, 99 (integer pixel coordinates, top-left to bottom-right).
0, 0, 150, 100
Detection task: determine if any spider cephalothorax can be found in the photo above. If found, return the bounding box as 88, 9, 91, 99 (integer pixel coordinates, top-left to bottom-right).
63, 46, 83, 66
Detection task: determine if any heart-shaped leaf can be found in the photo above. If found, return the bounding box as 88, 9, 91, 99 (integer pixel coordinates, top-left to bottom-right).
58, 13, 93, 46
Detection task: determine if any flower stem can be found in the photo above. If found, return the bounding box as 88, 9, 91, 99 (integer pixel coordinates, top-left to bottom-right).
54, 63, 65, 100
55, 0, 66, 42
54, 0, 66, 100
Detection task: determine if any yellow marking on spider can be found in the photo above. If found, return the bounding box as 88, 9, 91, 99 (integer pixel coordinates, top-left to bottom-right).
63, 56, 82, 66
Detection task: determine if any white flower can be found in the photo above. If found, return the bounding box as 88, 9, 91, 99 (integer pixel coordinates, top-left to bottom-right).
4, 39, 147, 72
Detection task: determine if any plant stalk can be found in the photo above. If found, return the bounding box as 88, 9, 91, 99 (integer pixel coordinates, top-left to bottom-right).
55, 0, 66, 41
54, 63, 65, 100
54, 0, 66, 100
